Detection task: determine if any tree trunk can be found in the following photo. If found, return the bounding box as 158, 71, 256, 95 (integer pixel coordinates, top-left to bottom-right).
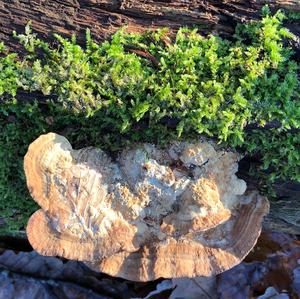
0, 0, 299, 52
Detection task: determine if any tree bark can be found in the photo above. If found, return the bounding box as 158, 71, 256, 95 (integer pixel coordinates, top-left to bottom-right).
0, 0, 299, 52
238, 163, 300, 235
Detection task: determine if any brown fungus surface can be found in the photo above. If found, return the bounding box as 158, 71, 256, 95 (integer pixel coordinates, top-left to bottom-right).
24, 133, 269, 281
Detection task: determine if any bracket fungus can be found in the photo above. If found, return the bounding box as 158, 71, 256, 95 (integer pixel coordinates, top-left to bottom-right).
24, 133, 269, 281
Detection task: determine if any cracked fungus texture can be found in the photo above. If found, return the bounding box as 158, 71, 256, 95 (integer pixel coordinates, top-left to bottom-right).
24, 133, 269, 281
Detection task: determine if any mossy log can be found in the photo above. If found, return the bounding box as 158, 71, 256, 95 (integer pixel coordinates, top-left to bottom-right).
0, 0, 300, 236
0, 0, 299, 52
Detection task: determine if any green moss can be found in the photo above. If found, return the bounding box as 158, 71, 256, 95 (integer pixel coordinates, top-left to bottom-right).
0, 101, 45, 233
286, 11, 300, 20
0, 9, 299, 233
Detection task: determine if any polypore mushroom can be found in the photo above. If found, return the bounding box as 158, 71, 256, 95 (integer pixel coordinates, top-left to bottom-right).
24, 133, 269, 281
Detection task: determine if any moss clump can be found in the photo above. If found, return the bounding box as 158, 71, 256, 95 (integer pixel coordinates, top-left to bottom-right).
0, 9, 299, 233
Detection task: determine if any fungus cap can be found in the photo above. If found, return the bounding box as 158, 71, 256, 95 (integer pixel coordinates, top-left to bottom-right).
24, 133, 269, 281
